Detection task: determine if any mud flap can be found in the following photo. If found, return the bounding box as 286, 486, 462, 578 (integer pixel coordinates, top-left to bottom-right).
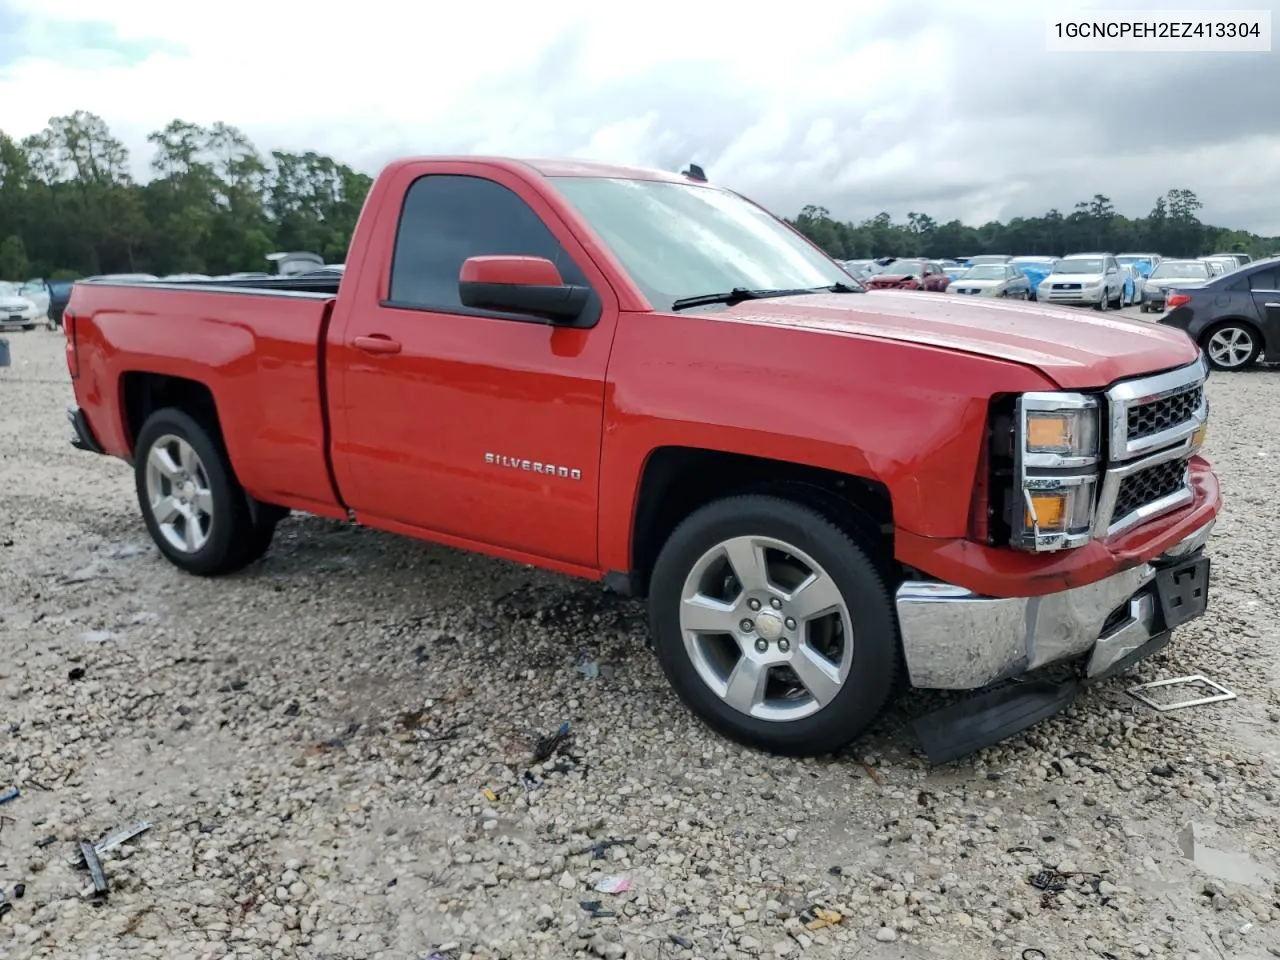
913, 678, 1083, 766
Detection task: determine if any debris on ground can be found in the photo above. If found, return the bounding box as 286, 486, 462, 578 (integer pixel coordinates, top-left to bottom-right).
531, 721, 573, 762
1127, 674, 1237, 711
0, 787, 18, 805
800, 905, 844, 930
594, 875, 630, 894
93, 820, 152, 854
78, 840, 109, 897
579, 899, 616, 919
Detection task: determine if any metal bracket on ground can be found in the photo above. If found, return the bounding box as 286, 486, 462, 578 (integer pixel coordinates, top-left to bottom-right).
1126, 675, 1236, 712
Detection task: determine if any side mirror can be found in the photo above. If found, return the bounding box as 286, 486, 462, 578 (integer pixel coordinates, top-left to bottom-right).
458, 255, 590, 323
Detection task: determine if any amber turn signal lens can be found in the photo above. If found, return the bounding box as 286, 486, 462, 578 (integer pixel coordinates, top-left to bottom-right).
1026, 415, 1071, 450
1025, 493, 1067, 530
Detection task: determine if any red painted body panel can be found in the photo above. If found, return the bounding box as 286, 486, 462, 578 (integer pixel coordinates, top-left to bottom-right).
68, 285, 345, 519
66, 155, 1220, 602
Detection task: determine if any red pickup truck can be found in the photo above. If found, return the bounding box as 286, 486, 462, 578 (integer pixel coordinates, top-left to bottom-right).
64, 157, 1221, 762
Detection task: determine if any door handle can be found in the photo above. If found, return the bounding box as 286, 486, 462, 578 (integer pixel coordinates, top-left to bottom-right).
352, 335, 402, 355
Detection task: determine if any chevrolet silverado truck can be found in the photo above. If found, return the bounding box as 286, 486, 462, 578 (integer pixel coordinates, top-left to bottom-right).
63, 157, 1221, 762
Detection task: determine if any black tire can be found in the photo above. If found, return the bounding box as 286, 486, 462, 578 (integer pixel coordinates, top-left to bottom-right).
1110, 290, 1123, 310
133, 407, 276, 575
648, 494, 898, 757
22, 324, 35, 331
1201, 322, 1262, 371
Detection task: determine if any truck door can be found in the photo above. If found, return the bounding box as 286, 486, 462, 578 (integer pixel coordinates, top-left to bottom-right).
326, 168, 618, 569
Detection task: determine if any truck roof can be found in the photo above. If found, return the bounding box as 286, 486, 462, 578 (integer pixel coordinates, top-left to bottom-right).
381, 156, 699, 185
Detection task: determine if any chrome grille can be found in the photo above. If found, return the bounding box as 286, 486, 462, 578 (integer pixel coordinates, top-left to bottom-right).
1095, 357, 1208, 538
1127, 385, 1203, 442
1113, 458, 1190, 519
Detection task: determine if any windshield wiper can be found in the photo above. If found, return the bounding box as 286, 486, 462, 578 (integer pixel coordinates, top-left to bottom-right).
670, 282, 860, 312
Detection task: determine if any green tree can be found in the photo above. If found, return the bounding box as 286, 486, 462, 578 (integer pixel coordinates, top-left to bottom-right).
0, 235, 30, 279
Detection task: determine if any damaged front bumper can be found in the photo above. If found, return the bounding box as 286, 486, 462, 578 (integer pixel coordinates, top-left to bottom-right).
895, 516, 1216, 691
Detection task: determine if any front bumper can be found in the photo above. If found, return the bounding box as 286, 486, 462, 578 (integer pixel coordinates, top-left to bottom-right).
0, 314, 39, 329
896, 517, 1215, 690
1040, 287, 1105, 305
1142, 290, 1168, 309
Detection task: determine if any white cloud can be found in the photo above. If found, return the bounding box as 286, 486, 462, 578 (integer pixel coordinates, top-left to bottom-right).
2, 0, 1277, 234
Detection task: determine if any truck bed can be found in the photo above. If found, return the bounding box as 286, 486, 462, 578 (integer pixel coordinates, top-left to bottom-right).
67, 280, 345, 518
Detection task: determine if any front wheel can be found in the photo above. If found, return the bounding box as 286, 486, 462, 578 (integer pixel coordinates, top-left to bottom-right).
648, 495, 898, 757
133, 407, 277, 575
1202, 323, 1261, 370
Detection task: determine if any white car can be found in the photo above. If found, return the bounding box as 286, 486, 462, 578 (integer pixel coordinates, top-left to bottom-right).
1036, 254, 1126, 310
19, 281, 51, 318
0, 281, 44, 331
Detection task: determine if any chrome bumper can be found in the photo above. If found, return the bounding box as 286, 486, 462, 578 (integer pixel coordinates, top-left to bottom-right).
895, 519, 1215, 690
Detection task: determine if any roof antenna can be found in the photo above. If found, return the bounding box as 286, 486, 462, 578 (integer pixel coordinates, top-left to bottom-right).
681, 163, 707, 182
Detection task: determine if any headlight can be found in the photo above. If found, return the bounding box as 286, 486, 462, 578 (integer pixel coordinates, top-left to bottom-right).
1012, 393, 1102, 552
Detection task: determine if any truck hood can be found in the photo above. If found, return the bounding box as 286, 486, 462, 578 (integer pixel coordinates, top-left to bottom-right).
703, 290, 1199, 389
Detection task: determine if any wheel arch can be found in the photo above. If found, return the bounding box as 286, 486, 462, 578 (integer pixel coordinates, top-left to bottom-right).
617, 446, 894, 599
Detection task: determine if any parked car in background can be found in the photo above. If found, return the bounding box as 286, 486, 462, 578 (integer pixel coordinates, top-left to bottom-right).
1119, 264, 1143, 306
161, 274, 213, 282
1159, 256, 1279, 370
1209, 252, 1251, 268
1116, 253, 1161, 279
1036, 254, 1125, 309
949, 263, 1031, 298
864, 259, 951, 292
965, 255, 1012, 266
0, 281, 44, 331
19, 280, 51, 319
943, 262, 973, 282
1200, 256, 1239, 277
1141, 259, 1213, 313
840, 259, 876, 280
47, 279, 75, 327
1008, 257, 1057, 300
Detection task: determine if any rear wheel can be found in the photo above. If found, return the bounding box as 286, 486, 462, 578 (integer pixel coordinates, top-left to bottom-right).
648, 495, 898, 757
134, 407, 278, 575
1202, 322, 1261, 370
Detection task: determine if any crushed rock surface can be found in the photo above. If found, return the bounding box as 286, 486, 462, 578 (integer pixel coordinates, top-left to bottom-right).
1, 326, 1279, 960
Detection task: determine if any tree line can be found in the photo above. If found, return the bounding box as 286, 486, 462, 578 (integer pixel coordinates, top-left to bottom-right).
786, 191, 1279, 262
0, 111, 372, 280
1, 110, 1277, 281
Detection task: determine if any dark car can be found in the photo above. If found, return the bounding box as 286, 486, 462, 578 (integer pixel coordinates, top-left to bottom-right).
1158, 257, 1280, 370
1140, 259, 1213, 313
47, 279, 76, 327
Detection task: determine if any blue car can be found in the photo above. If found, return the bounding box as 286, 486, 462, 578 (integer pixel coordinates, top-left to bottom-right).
1009, 258, 1058, 301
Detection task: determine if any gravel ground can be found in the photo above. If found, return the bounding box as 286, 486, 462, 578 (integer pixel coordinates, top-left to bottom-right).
1, 319, 1279, 960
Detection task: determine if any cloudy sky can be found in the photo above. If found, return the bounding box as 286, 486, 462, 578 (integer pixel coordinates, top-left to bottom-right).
1, 0, 1277, 234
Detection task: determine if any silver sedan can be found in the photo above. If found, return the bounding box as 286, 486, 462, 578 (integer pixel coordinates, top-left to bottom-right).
948, 263, 1032, 299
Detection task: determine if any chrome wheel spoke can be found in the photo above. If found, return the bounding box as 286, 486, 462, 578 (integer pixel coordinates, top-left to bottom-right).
194, 489, 214, 516
785, 572, 842, 623
153, 496, 181, 525
681, 595, 739, 634
178, 439, 201, 475
723, 656, 769, 714
722, 537, 769, 594
182, 509, 201, 551
149, 445, 181, 479
791, 645, 843, 707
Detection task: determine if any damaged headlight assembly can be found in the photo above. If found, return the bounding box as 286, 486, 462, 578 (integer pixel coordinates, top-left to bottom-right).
1011, 392, 1101, 552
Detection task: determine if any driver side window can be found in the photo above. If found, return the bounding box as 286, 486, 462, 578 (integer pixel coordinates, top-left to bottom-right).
388, 174, 591, 314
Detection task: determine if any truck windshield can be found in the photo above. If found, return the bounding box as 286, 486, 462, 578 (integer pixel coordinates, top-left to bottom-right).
550, 176, 855, 310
